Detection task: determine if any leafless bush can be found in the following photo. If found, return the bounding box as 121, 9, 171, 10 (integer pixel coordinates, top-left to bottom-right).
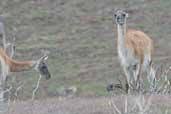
108, 95, 152, 114
107, 63, 171, 95
106, 62, 171, 114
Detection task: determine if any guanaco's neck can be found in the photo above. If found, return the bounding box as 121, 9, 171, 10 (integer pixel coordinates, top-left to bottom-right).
117, 23, 127, 52
0, 48, 36, 72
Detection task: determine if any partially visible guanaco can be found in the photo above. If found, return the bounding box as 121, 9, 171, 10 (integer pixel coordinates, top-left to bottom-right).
0, 48, 51, 85
0, 21, 51, 86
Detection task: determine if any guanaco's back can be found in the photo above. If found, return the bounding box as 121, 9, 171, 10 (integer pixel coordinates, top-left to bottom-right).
125, 29, 154, 64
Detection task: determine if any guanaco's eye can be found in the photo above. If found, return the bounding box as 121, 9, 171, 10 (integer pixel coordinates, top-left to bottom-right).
114, 14, 117, 17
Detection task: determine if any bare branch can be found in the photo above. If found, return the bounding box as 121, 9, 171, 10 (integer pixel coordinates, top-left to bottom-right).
1, 86, 12, 96
131, 99, 138, 112
144, 95, 152, 112
32, 74, 42, 100
14, 81, 25, 102
155, 64, 171, 94
5, 27, 16, 58
108, 97, 122, 114
110, 100, 121, 114
0, 20, 16, 58
124, 96, 128, 113
135, 94, 152, 114
0, 21, 6, 50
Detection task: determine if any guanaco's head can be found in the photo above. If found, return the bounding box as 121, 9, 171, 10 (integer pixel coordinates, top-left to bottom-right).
113, 9, 128, 26
36, 55, 51, 80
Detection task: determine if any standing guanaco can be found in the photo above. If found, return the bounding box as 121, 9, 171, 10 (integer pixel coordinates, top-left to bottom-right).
113, 9, 156, 92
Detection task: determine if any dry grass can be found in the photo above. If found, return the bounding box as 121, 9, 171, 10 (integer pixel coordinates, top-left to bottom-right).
0, 95, 169, 114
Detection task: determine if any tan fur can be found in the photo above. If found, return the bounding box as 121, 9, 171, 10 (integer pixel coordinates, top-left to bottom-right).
125, 29, 154, 64
0, 48, 34, 72
124, 29, 154, 85
114, 9, 156, 91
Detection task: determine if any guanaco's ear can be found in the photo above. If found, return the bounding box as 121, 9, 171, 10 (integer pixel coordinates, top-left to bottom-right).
43, 55, 48, 61
113, 8, 118, 14
39, 55, 48, 61
122, 9, 129, 17
114, 8, 119, 13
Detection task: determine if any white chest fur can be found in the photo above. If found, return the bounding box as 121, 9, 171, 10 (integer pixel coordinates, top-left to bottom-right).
118, 46, 138, 67
117, 25, 138, 68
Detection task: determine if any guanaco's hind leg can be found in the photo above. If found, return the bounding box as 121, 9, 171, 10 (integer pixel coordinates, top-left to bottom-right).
131, 63, 143, 92
147, 65, 156, 91
123, 66, 133, 93
136, 64, 143, 91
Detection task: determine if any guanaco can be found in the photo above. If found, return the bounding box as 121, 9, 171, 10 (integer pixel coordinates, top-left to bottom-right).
113, 9, 156, 92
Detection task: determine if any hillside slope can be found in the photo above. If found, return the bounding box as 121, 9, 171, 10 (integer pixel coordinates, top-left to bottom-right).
0, 0, 170, 99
